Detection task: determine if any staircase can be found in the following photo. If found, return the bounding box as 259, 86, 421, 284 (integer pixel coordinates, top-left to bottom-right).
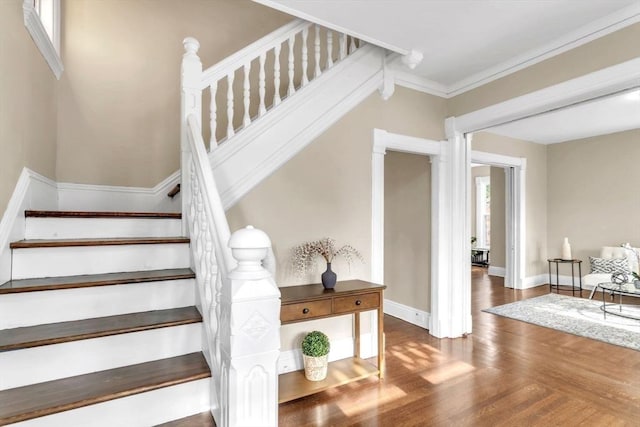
0, 210, 214, 426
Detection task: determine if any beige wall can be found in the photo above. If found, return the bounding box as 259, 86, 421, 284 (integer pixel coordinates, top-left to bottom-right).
448, 23, 640, 116
472, 132, 548, 276
547, 129, 640, 265
489, 166, 505, 269
0, 0, 58, 215
470, 165, 490, 239
384, 151, 431, 312
56, 0, 291, 187
227, 86, 446, 349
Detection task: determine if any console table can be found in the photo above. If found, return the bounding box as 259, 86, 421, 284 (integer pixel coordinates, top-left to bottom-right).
278, 279, 386, 403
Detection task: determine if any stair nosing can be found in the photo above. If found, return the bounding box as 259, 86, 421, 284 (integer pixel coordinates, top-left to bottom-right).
0, 268, 195, 294
25, 210, 181, 219
0, 307, 203, 351
10, 237, 190, 249
0, 353, 210, 425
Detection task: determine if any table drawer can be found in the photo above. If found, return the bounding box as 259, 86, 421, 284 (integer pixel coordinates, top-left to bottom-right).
333, 292, 380, 314
281, 300, 332, 323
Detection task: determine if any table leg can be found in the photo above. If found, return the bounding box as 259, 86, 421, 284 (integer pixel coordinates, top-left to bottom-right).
578, 262, 582, 293
556, 262, 560, 293
548, 261, 552, 293
571, 262, 576, 296
354, 312, 360, 359
602, 287, 606, 319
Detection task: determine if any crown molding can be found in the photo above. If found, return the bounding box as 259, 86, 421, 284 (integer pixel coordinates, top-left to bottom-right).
394, 70, 449, 98
446, 2, 640, 96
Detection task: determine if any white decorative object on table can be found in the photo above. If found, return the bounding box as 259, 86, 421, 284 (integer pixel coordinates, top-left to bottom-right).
562, 237, 572, 260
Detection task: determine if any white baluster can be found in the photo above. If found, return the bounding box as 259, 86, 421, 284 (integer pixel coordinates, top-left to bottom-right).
274, 44, 281, 106
243, 63, 251, 128
314, 25, 321, 78
209, 83, 217, 148
258, 52, 266, 117
339, 33, 347, 60
301, 27, 309, 86
327, 30, 334, 68
349, 36, 357, 54
287, 35, 295, 97
226, 72, 235, 138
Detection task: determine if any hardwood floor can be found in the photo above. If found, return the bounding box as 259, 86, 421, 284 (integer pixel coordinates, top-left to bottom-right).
279, 267, 640, 426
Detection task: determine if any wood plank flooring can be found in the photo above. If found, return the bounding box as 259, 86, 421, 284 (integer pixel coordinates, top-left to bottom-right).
279, 268, 640, 426
0, 352, 210, 425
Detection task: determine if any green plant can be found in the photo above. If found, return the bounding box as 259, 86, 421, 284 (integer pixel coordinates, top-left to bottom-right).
632, 272, 640, 281
301, 331, 330, 357
471, 236, 477, 245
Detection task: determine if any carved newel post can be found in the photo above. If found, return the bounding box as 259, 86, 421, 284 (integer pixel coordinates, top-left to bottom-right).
221, 226, 281, 427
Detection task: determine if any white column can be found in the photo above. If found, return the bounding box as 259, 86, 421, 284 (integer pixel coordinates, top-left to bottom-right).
180, 37, 203, 236
430, 118, 471, 338
220, 226, 281, 427
371, 130, 386, 285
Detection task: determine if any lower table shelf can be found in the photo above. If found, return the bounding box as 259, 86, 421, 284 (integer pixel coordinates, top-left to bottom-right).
278, 357, 379, 404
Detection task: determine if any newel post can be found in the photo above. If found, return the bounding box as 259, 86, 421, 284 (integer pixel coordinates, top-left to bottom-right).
180, 37, 203, 236
220, 226, 281, 427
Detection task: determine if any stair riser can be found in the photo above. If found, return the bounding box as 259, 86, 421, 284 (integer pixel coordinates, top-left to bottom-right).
11, 244, 191, 280
25, 217, 182, 239
9, 378, 211, 427
0, 323, 203, 390
0, 279, 195, 328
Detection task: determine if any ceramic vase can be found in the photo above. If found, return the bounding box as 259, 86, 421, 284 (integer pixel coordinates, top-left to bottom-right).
321, 262, 337, 289
562, 237, 572, 260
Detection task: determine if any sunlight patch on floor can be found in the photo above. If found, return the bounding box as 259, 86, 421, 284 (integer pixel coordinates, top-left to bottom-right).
421, 360, 476, 384
335, 384, 407, 417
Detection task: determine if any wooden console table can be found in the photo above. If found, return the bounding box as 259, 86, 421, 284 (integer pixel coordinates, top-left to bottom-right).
278, 279, 386, 403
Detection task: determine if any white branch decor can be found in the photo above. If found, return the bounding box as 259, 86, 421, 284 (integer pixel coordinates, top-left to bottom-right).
292, 237, 363, 277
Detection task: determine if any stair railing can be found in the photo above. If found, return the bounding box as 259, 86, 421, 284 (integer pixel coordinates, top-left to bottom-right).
183, 113, 281, 427
184, 19, 361, 151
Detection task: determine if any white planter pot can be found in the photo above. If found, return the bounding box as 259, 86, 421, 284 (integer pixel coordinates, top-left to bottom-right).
303, 354, 328, 381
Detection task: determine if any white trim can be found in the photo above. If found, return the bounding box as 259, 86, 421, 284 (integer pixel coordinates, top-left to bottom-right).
447, 3, 640, 96
0, 168, 58, 284
384, 299, 430, 329
23, 0, 63, 79
455, 58, 640, 134
57, 172, 180, 212
277, 333, 373, 374
470, 150, 526, 168
522, 274, 548, 289
394, 70, 449, 98
488, 266, 506, 278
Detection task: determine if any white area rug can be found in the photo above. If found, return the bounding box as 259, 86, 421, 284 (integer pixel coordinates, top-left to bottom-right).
483, 293, 640, 351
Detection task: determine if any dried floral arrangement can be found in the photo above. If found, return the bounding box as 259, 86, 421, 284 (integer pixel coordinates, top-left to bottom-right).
292, 237, 363, 276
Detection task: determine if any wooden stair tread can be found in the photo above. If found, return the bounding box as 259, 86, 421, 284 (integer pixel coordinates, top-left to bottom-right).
0, 307, 202, 351
25, 210, 181, 219
10, 237, 189, 249
0, 268, 195, 294
0, 352, 210, 425
156, 412, 216, 427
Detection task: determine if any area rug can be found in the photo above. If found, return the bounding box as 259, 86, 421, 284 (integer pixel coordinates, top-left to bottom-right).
483, 293, 640, 351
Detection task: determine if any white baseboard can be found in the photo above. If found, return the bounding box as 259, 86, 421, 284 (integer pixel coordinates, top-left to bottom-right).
383, 299, 430, 329
57, 171, 180, 212
0, 168, 58, 284
278, 333, 373, 375
488, 266, 506, 277
521, 274, 548, 289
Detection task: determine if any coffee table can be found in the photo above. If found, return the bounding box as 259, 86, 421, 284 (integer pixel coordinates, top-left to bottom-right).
596, 282, 640, 320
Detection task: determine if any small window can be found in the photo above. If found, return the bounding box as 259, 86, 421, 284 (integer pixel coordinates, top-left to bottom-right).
23, 0, 63, 79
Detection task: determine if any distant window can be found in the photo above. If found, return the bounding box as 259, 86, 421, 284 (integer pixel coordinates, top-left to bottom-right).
475, 176, 490, 248
23, 0, 63, 79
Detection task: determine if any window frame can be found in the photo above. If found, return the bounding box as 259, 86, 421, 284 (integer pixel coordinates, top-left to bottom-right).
23, 0, 63, 79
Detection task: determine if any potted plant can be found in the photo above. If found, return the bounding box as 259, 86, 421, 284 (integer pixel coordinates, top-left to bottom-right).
301, 331, 330, 381
292, 237, 363, 289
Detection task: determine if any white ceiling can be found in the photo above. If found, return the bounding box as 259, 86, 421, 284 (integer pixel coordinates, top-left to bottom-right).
256, 0, 640, 96
256, 0, 640, 143
487, 88, 640, 144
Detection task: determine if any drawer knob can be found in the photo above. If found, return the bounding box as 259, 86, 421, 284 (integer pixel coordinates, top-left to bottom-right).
355, 300, 362, 306
302, 308, 310, 314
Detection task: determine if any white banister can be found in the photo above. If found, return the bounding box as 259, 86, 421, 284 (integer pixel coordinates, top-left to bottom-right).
314, 25, 321, 78
274, 44, 282, 107
287, 35, 295, 97
226, 72, 235, 138
327, 30, 334, 68
258, 53, 266, 117
243, 63, 251, 128
339, 33, 347, 60
301, 27, 309, 86
209, 84, 217, 147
